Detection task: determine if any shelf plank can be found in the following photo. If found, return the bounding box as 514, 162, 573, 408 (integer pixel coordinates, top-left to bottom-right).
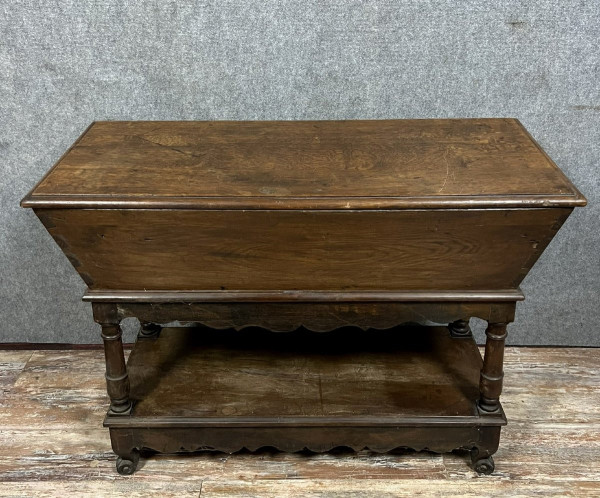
124, 326, 490, 422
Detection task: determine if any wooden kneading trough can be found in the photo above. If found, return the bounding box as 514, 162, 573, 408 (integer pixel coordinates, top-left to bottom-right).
21, 119, 586, 475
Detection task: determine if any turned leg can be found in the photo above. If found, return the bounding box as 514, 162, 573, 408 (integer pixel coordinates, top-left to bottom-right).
92, 303, 132, 415
448, 318, 472, 338
478, 322, 507, 413
138, 321, 161, 339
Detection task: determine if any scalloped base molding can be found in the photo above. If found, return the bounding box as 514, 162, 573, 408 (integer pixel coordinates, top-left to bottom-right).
108, 424, 503, 462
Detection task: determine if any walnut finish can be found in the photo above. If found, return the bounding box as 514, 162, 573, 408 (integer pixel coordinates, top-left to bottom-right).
35, 207, 570, 293
126, 326, 491, 419
22, 119, 585, 209
106, 325, 506, 476
20, 119, 586, 476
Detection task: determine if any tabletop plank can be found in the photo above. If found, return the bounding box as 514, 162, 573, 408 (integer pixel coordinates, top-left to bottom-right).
23, 119, 585, 209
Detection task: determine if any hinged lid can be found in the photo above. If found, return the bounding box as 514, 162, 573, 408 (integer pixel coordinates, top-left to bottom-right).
21, 119, 586, 210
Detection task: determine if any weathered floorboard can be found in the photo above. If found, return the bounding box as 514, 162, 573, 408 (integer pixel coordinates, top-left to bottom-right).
198, 479, 600, 497
0, 352, 31, 398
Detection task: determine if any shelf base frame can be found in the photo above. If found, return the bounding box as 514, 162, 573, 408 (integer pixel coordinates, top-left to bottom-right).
92, 297, 516, 475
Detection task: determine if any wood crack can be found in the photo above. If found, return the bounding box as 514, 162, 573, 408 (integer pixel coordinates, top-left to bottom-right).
136, 135, 206, 159
438, 146, 452, 193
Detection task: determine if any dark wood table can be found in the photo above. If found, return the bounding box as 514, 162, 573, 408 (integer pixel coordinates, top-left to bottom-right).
21, 119, 586, 475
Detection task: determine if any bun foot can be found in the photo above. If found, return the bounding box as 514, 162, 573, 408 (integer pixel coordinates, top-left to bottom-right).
116, 451, 139, 475
473, 455, 495, 474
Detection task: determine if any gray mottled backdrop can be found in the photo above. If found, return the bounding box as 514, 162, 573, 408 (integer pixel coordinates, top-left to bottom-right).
1, 1, 598, 345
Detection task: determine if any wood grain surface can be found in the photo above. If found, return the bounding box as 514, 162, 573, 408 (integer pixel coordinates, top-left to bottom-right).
36, 207, 569, 292
21, 119, 586, 210
125, 326, 484, 419
0, 345, 598, 496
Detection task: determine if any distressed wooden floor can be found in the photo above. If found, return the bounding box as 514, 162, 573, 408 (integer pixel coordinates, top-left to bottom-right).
0, 346, 598, 497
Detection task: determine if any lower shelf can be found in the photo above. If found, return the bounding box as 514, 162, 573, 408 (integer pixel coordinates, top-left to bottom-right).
105, 325, 504, 460
105, 326, 506, 452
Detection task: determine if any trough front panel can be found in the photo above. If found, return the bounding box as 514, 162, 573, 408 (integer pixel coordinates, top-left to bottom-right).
35, 208, 571, 292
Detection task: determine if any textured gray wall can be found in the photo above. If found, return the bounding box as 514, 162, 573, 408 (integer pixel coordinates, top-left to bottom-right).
1, 1, 598, 345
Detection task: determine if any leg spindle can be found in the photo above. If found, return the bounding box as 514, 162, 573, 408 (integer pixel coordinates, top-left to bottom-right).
449, 318, 472, 338
93, 303, 132, 415
478, 322, 507, 413
138, 321, 161, 339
